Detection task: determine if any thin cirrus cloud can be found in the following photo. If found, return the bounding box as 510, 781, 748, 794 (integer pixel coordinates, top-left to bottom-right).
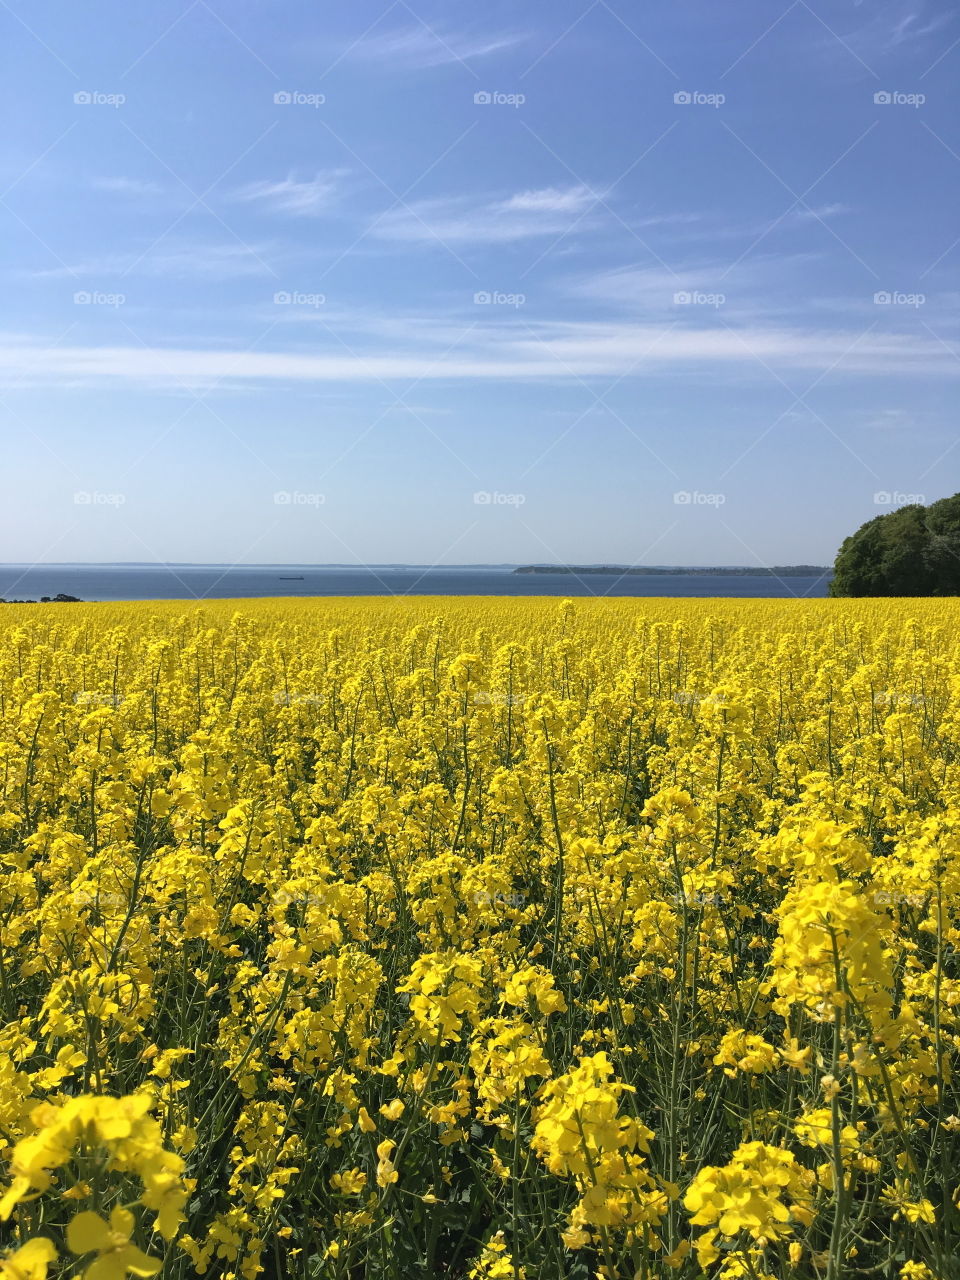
29, 241, 276, 280
818, 0, 952, 60
866, 0, 952, 48
571, 255, 833, 318
792, 203, 851, 222
91, 177, 165, 199
373, 185, 603, 245
2, 320, 957, 391
345, 24, 527, 70
231, 172, 347, 217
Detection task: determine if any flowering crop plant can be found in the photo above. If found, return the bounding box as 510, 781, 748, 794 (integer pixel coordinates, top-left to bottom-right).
0, 595, 958, 1280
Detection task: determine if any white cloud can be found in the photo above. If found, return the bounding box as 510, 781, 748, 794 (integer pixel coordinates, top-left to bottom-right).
855, 408, 920, 430
575, 263, 730, 308
1, 320, 956, 391
501, 189, 595, 214
883, 3, 952, 47
31, 241, 274, 280
822, 1, 952, 61
571, 256, 819, 316
374, 185, 602, 244
792, 203, 851, 222
92, 177, 164, 198
347, 25, 526, 70
232, 172, 346, 217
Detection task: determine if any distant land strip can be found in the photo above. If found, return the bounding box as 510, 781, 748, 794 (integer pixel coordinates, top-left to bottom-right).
513, 565, 831, 577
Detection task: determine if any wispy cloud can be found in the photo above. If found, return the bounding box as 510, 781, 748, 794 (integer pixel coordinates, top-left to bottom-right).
793, 203, 851, 222
819, 0, 952, 61
347, 25, 526, 71
92, 177, 165, 199
575, 205, 850, 251
374, 185, 603, 245
231, 172, 347, 217
570, 255, 824, 317
2, 319, 956, 391
883, 2, 952, 47
30, 241, 274, 280
854, 408, 922, 430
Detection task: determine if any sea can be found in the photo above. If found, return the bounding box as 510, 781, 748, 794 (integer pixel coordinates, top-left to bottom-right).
0, 565, 832, 602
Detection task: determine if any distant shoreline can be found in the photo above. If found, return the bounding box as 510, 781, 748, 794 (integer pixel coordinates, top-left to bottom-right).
514, 565, 831, 577
0, 565, 834, 602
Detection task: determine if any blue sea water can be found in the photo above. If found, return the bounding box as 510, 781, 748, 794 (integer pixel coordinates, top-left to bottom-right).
0, 564, 832, 602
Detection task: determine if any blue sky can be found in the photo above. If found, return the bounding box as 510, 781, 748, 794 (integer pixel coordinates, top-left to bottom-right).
1, 0, 958, 567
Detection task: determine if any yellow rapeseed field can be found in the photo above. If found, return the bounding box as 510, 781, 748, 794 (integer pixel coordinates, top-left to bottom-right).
0, 596, 957, 1280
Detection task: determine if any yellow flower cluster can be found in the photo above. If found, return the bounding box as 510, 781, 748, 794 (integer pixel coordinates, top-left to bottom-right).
0, 1094, 187, 1278
684, 1140, 815, 1266
0, 595, 957, 1279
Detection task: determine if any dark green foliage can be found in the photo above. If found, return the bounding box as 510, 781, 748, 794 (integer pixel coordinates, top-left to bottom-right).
830, 494, 960, 596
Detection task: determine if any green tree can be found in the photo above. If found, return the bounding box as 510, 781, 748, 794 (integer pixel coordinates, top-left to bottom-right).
923, 493, 960, 593
830, 495, 960, 596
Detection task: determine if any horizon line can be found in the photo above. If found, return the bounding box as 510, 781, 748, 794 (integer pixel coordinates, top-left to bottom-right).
0, 560, 833, 570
